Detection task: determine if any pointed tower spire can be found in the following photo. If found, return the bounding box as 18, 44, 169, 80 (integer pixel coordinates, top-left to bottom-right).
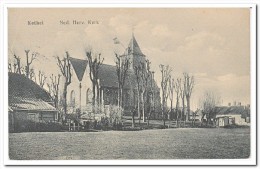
127, 34, 145, 56
121, 33, 146, 69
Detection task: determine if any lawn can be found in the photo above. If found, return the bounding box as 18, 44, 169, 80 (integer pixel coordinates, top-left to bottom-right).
9, 128, 250, 160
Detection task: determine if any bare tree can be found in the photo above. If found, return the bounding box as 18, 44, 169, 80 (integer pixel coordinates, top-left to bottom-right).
129, 90, 137, 128
184, 72, 195, 122
168, 76, 174, 120
38, 70, 47, 88
8, 63, 12, 73
56, 51, 72, 122
25, 50, 39, 78
134, 64, 142, 124
147, 71, 155, 126
140, 60, 151, 122
28, 68, 36, 82
115, 53, 130, 109
8, 51, 22, 74
159, 64, 171, 128
47, 74, 61, 121
174, 78, 181, 126
47, 74, 61, 109
179, 78, 185, 121
86, 51, 104, 114
200, 90, 220, 126
14, 54, 22, 74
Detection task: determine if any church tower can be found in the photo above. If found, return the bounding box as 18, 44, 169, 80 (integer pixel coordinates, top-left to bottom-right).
122, 34, 146, 69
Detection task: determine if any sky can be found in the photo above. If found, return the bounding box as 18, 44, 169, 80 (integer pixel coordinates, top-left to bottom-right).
8, 8, 251, 109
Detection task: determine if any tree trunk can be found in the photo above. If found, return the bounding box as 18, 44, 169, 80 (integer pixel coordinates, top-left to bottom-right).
25, 51, 29, 78
141, 91, 145, 122
186, 96, 190, 122
54, 95, 58, 108
147, 112, 150, 126
62, 83, 68, 123
92, 83, 96, 114
137, 90, 140, 125
97, 84, 100, 106
132, 110, 135, 128
176, 98, 179, 127
118, 88, 120, 108
162, 97, 166, 128
182, 98, 185, 121
170, 100, 173, 120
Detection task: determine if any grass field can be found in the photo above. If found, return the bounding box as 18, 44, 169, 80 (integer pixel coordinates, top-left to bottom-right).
9, 128, 250, 160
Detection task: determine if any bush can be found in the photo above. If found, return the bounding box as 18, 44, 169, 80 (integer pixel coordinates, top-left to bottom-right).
14, 120, 63, 132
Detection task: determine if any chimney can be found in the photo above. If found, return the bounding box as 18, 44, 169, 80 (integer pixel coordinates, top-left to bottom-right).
238, 102, 241, 106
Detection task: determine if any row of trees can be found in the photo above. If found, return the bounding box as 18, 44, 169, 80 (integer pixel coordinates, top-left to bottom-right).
160, 64, 195, 127
8, 50, 47, 87
9, 48, 221, 128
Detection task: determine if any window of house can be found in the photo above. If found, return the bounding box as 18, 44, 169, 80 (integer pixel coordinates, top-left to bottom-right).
28, 113, 36, 121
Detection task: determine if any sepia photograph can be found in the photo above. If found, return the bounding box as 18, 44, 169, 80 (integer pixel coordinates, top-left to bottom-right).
4, 4, 256, 165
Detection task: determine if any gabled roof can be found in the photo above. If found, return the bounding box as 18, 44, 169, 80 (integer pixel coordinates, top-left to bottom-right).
126, 34, 145, 56
69, 57, 88, 82
97, 64, 160, 93
97, 64, 136, 89
9, 73, 56, 111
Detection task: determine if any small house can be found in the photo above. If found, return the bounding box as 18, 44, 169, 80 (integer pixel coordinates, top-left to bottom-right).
214, 105, 250, 127
9, 73, 58, 132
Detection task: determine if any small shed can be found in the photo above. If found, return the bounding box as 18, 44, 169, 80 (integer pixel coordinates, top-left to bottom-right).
216, 116, 230, 127
9, 73, 58, 132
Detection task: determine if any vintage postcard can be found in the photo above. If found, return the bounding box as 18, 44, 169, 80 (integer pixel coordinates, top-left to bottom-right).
3, 3, 256, 166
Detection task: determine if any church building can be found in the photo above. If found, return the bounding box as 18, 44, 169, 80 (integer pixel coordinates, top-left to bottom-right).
65, 35, 161, 118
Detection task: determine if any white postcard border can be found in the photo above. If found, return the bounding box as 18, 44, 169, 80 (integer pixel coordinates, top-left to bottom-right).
1, 1, 257, 166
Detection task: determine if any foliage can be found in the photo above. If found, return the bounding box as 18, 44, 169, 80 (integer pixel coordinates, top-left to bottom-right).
15, 120, 63, 132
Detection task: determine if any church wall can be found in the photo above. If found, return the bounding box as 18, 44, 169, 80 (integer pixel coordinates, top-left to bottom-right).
64, 65, 92, 114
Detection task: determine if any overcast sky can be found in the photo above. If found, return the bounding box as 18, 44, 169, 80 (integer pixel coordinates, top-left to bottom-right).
8, 8, 251, 109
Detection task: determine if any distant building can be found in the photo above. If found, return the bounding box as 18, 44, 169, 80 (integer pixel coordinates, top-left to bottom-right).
8, 73, 58, 132
214, 105, 250, 126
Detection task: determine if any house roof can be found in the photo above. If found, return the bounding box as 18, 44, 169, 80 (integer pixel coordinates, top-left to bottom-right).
214, 106, 249, 116
69, 57, 88, 82
9, 73, 56, 111
9, 97, 57, 111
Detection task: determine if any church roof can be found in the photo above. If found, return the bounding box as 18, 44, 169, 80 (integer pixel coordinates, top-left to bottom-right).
69, 57, 88, 82
126, 34, 145, 56
98, 64, 135, 89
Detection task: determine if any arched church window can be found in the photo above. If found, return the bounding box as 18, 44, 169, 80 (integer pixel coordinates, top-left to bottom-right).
70, 90, 75, 107
86, 88, 92, 104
